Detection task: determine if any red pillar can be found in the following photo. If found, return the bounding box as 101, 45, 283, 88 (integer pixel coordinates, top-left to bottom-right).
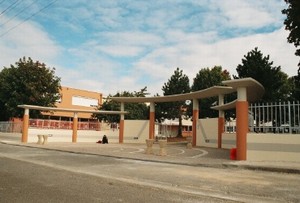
192, 99, 199, 147
21, 108, 29, 143
218, 94, 225, 149
119, 102, 125, 143
218, 117, 224, 148
72, 112, 78, 143
149, 102, 155, 139
236, 87, 248, 160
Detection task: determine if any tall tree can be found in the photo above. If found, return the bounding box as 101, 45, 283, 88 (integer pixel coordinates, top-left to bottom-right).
96, 87, 149, 123
0, 57, 61, 120
235, 48, 291, 102
282, 0, 300, 100
192, 66, 231, 118
157, 68, 190, 137
282, 0, 300, 65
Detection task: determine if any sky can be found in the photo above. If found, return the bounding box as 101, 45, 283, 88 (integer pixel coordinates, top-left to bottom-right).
0, 0, 299, 97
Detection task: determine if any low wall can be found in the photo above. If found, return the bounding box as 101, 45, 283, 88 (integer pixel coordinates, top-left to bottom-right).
197, 118, 218, 147
247, 133, 300, 162
221, 133, 236, 149
123, 120, 149, 144
27, 120, 149, 144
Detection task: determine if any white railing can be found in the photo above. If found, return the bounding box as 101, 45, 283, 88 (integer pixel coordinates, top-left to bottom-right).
225, 101, 300, 134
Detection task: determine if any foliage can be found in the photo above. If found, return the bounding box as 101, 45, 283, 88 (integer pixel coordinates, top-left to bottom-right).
95, 87, 149, 123
282, 0, 300, 100
191, 66, 233, 118
282, 0, 300, 63
0, 57, 61, 120
156, 68, 190, 137
235, 48, 292, 102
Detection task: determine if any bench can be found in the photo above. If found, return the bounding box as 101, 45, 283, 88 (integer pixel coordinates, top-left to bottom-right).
37, 134, 53, 145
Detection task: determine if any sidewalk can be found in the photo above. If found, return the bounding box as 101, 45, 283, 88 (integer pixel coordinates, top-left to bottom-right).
1, 132, 300, 174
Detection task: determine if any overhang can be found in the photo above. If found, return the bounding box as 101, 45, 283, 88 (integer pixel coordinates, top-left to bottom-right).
111, 77, 264, 111
18, 105, 128, 115
111, 86, 236, 103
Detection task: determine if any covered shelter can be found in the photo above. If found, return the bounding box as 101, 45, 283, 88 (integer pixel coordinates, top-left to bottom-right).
18, 105, 127, 143
111, 78, 264, 160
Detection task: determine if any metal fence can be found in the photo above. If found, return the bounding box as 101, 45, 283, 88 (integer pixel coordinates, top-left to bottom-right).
225, 101, 300, 134
0, 119, 103, 133
0, 121, 23, 133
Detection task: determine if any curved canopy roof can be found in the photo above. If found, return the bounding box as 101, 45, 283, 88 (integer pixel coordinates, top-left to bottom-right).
111, 78, 265, 110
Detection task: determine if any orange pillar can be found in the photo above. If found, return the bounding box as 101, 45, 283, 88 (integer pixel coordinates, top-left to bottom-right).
218, 117, 225, 148
21, 108, 29, 143
149, 102, 155, 139
192, 99, 199, 147
72, 112, 78, 143
218, 94, 225, 148
236, 87, 248, 160
119, 102, 124, 143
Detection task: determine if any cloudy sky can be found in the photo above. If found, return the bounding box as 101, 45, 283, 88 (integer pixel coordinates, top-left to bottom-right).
0, 0, 298, 96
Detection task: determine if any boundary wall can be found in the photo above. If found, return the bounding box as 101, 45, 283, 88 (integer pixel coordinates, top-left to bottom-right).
196, 118, 236, 149
247, 133, 300, 162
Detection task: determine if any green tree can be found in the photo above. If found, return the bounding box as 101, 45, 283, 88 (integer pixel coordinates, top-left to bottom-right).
235, 48, 292, 102
282, 0, 300, 100
156, 68, 190, 137
96, 87, 149, 123
282, 0, 300, 65
192, 66, 231, 118
0, 57, 61, 120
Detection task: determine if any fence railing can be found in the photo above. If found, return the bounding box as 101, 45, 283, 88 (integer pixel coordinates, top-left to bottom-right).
0, 119, 106, 133
0, 121, 23, 133
225, 101, 300, 134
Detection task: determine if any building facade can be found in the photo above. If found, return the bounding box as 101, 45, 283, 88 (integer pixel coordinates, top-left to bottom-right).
42, 86, 102, 120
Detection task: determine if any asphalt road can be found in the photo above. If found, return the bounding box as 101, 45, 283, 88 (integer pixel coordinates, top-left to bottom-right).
1, 143, 300, 203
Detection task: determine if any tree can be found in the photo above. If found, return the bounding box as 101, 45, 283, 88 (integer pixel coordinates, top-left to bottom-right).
0, 57, 61, 120
192, 66, 231, 118
282, 0, 300, 100
282, 0, 300, 65
156, 68, 190, 137
95, 87, 149, 123
235, 48, 292, 102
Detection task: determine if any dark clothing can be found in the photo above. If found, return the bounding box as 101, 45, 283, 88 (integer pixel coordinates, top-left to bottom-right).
102, 135, 108, 144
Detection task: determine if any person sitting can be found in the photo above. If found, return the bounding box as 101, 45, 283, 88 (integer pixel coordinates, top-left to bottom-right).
102, 135, 108, 144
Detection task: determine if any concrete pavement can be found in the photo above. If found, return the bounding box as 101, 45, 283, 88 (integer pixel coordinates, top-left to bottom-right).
1, 132, 300, 174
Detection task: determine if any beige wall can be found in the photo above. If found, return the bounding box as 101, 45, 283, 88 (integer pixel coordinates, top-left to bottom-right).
123, 120, 149, 144
221, 133, 236, 149
247, 133, 300, 162
197, 118, 218, 147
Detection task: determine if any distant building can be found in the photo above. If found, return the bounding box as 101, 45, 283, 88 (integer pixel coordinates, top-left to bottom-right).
42, 86, 102, 120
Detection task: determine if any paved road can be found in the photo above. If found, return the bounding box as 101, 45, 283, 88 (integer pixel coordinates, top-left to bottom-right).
1, 143, 300, 203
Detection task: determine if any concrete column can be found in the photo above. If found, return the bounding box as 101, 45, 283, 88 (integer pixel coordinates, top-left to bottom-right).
21, 108, 29, 143
192, 99, 199, 147
72, 112, 78, 143
218, 95, 225, 149
119, 102, 125, 143
149, 102, 155, 139
236, 87, 248, 160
